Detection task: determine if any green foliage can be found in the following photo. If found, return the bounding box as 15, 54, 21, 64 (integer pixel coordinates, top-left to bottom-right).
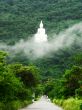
0, 0, 82, 43
53, 99, 64, 106
73, 53, 82, 65
44, 79, 64, 99
0, 100, 31, 110
0, 0, 82, 109
0, 0, 82, 81
44, 66, 82, 99
0, 51, 7, 63
34, 84, 44, 98
44, 52, 82, 110
0, 51, 41, 109
76, 88, 82, 98
53, 98, 82, 110
9, 64, 40, 87
0, 55, 25, 102
62, 66, 82, 97
44, 79, 56, 98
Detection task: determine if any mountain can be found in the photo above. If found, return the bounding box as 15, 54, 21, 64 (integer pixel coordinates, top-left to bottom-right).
0, 0, 82, 44
0, 0, 82, 79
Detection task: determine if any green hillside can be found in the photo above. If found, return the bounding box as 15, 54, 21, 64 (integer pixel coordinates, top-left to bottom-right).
0, 1, 82, 109
0, 0, 82, 79
0, 0, 82, 43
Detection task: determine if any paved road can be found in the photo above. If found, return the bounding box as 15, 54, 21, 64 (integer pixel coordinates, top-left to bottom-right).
20, 96, 63, 110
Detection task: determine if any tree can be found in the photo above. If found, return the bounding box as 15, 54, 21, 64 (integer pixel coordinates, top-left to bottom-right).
9, 64, 40, 88
63, 66, 82, 97
0, 51, 32, 102
0, 51, 23, 101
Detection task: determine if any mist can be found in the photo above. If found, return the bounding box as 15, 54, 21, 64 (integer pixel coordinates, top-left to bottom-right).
0, 22, 82, 60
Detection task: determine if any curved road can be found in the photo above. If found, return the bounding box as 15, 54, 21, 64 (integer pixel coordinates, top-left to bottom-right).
20, 96, 63, 110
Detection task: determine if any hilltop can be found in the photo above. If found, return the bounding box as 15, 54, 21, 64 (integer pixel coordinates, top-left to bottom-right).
0, 0, 82, 79
0, 0, 82, 43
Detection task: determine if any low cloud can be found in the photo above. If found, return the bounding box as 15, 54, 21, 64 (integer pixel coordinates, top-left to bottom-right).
0, 22, 82, 60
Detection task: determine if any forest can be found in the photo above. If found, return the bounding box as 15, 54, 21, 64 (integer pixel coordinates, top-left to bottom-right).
0, 0, 82, 110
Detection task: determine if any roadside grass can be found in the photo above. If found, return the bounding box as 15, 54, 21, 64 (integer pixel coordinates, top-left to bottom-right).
0, 100, 32, 110
53, 98, 82, 110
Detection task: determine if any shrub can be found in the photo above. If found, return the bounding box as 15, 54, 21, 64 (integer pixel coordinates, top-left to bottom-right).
53, 99, 64, 106
53, 98, 82, 110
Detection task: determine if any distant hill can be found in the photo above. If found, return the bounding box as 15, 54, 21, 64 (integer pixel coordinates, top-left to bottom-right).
0, 0, 82, 43
0, 0, 82, 79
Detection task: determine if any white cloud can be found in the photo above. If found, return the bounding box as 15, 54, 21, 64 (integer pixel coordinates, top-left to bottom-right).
0, 22, 82, 60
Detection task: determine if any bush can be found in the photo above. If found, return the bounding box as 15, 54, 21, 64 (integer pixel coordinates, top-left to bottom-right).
0, 51, 33, 110
0, 101, 22, 110
0, 102, 4, 110
53, 99, 64, 106
0, 100, 32, 110
53, 98, 82, 110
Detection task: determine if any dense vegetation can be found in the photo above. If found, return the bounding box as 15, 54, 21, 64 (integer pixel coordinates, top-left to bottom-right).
0, 0, 82, 110
44, 55, 82, 110
0, 0, 82, 43
0, 51, 42, 110
0, 0, 82, 79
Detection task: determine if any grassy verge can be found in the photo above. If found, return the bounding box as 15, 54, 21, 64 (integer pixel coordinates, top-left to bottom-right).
0, 100, 32, 110
53, 98, 82, 110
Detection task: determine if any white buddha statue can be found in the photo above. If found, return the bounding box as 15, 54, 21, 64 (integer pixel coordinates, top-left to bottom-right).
34, 21, 48, 43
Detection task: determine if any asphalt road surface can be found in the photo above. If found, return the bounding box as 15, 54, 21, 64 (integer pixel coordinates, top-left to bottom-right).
20, 96, 63, 110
